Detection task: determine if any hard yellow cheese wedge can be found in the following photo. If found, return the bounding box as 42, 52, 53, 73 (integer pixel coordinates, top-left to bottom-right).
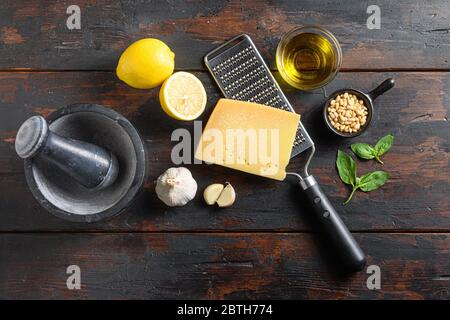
195, 99, 300, 180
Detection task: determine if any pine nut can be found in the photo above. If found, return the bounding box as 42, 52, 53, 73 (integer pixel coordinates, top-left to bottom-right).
326, 92, 369, 134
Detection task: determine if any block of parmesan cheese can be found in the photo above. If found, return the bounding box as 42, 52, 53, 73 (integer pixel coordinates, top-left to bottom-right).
195, 99, 300, 180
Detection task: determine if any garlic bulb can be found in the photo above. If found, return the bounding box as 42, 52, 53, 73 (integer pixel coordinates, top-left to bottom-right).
155, 167, 197, 207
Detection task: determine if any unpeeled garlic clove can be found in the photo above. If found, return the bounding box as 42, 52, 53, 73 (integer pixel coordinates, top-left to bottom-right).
216, 183, 236, 207
203, 183, 224, 205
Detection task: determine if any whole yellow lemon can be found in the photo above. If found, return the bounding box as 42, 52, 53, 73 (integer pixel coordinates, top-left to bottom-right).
116, 38, 175, 89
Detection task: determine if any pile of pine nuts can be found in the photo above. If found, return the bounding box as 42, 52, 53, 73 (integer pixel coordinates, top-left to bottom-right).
327, 92, 368, 134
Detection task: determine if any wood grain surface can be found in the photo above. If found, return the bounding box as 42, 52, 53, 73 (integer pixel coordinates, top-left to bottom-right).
0, 0, 449, 300
1, 233, 449, 299
0, 0, 449, 70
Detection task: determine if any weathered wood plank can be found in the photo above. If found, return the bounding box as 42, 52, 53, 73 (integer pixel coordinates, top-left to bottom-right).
0, 71, 448, 231
0, 0, 449, 70
0, 233, 449, 299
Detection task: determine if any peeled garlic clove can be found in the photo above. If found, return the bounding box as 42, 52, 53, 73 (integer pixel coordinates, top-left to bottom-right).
203, 183, 224, 205
216, 183, 236, 207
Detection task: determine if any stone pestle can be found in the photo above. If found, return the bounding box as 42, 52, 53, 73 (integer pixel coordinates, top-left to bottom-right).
15, 115, 119, 190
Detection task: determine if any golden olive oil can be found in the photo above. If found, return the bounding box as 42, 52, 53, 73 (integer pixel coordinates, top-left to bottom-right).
277, 32, 338, 90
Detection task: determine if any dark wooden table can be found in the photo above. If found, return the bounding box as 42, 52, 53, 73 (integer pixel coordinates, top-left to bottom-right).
0, 0, 449, 299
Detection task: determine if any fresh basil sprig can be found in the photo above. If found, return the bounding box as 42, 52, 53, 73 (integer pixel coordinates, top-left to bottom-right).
336, 150, 389, 204
350, 134, 394, 164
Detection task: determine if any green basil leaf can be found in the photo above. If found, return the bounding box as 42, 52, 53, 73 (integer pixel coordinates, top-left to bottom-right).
351, 143, 376, 160
374, 134, 394, 156
336, 150, 357, 186
358, 171, 389, 192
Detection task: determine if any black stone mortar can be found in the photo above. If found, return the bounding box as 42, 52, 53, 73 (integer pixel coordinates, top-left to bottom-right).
23, 103, 147, 223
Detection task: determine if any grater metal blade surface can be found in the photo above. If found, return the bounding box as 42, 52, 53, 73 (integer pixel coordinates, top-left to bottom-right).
204, 34, 314, 158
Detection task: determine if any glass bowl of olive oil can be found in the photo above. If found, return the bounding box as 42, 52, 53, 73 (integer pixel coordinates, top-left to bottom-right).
276, 26, 342, 91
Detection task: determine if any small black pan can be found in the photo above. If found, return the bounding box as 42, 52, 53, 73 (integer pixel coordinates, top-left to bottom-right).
323, 78, 395, 137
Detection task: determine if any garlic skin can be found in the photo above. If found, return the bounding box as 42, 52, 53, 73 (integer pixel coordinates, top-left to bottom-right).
155, 167, 197, 207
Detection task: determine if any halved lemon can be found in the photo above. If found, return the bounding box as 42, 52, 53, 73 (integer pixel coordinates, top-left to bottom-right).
159, 72, 207, 121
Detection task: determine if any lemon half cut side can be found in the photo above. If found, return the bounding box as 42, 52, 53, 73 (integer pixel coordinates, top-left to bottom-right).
160, 72, 207, 121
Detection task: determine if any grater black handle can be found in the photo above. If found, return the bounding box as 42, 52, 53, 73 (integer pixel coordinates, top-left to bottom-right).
300, 175, 366, 272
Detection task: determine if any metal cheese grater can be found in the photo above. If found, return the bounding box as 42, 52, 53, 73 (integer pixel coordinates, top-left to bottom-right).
204, 34, 366, 272
204, 34, 313, 159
